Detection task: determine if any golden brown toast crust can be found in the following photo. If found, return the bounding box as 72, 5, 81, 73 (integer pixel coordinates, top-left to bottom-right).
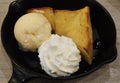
26, 6, 93, 64
54, 7, 93, 64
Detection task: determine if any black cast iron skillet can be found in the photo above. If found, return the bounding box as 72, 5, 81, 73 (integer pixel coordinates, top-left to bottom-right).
1, 0, 117, 83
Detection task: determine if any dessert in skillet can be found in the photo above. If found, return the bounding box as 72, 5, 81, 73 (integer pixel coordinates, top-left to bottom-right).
14, 6, 92, 77
14, 13, 52, 52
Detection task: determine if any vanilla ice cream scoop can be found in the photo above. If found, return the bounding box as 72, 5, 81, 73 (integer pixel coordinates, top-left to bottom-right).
38, 34, 81, 77
14, 13, 52, 52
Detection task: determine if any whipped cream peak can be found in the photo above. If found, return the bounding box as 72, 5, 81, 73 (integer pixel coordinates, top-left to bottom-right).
38, 34, 81, 77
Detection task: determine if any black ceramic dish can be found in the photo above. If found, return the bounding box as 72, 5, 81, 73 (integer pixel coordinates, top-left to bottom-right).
1, 0, 117, 83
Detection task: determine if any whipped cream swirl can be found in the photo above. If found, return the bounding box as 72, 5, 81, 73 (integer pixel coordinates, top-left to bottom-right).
38, 34, 81, 77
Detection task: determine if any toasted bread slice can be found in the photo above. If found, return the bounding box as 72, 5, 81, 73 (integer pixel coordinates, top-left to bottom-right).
54, 6, 93, 64
27, 7, 55, 31
26, 6, 93, 64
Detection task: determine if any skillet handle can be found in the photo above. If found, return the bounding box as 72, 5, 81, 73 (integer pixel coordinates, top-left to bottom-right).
8, 62, 33, 83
